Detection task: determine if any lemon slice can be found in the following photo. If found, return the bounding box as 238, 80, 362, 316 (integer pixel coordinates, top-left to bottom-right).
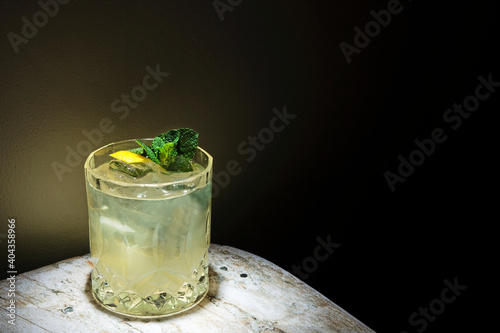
110, 150, 150, 164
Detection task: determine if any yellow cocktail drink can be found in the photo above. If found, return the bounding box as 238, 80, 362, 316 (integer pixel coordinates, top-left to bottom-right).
85, 137, 212, 317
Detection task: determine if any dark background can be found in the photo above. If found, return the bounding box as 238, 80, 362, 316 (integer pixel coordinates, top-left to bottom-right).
1, 1, 497, 332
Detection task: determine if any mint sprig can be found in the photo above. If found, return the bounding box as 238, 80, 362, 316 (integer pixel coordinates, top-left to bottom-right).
135, 140, 160, 164
131, 128, 199, 172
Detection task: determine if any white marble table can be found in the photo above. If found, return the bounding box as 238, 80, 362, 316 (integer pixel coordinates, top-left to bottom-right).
0, 244, 374, 332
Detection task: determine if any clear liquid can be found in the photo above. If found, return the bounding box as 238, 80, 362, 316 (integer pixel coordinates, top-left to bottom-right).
87, 162, 211, 317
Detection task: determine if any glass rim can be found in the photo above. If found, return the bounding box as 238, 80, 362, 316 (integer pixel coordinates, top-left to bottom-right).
84, 138, 213, 188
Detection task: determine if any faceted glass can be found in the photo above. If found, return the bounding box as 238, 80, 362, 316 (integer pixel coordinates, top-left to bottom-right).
84, 139, 212, 318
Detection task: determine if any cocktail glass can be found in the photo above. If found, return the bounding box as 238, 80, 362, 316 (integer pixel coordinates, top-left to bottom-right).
84, 138, 212, 318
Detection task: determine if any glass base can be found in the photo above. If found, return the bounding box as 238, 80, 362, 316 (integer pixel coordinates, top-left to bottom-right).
91, 268, 209, 318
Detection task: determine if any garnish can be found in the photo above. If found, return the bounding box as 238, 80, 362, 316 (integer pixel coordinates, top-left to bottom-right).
129, 128, 199, 172
109, 151, 151, 164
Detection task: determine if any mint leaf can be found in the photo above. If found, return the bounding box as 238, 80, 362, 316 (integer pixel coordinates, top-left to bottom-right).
129, 128, 199, 172
177, 128, 199, 159
135, 140, 160, 164
150, 137, 175, 166
128, 147, 145, 156
166, 155, 193, 172
151, 137, 166, 156
158, 142, 175, 166
159, 129, 180, 147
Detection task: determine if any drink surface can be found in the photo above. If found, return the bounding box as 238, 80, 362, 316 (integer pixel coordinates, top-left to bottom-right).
87, 160, 211, 317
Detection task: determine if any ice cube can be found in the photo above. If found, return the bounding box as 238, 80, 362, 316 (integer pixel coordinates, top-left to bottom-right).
109, 160, 152, 178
